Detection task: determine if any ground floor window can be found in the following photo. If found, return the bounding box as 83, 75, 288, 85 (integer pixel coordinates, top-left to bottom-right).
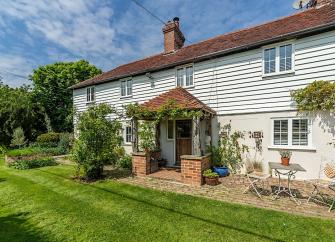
272, 118, 311, 148
125, 124, 132, 144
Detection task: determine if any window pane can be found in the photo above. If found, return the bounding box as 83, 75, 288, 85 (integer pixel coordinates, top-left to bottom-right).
264, 48, 276, 74
186, 66, 193, 86
177, 68, 183, 86
127, 80, 132, 95
91, 87, 95, 101
121, 81, 126, 96
126, 126, 132, 143
273, 120, 288, 146
87, 88, 90, 102
292, 119, 308, 146
167, 120, 174, 139
279, 44, 292, 72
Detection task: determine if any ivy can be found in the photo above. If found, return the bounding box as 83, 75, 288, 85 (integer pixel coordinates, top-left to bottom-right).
291, 81, 335, 112
123, 99, 202, 123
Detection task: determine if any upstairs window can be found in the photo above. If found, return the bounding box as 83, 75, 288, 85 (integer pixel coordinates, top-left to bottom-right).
272, 118, 311, 148
121, 79, 132, 97
264, 48, 276, 74
86, 86, 95, 103
176, 65, 194, 87
263, 44, 294, 75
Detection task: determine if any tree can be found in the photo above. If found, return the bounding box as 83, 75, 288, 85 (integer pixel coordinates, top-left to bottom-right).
10, 127, 26, 148
0, 83, 47, 146
72, 104, 123, 179
31, 60, 102, 132
291, 80, 335, 112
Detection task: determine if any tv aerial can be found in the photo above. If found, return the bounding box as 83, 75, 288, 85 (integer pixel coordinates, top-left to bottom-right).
292, 0, 317, 9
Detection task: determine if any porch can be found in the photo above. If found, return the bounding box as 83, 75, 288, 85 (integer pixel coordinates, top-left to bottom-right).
129, 87, 216, 186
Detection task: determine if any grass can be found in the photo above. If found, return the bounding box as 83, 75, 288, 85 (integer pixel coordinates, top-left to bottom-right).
0, 158, 334, 242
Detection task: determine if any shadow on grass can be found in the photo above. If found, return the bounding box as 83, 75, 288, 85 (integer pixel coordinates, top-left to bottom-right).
0, 178, 5, 182
0, 212, 49, 242
39, 169, 284, 242
103, 167, 132, 179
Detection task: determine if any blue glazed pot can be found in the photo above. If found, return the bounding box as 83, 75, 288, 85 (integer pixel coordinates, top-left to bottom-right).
213, 166, 229, 177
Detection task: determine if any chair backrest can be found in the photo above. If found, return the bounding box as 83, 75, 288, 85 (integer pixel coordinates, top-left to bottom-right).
324, 163, 335, 179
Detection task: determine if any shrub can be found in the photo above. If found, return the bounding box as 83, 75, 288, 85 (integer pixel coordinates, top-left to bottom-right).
10, 127, 26, 148
9, 157, 57, 170
72, 104, 123, 180
36, 132, 60, 147
116, 155, 132, 169
7, 146, 66, 157
138, 121, 156, 153
57, 133, 72, 154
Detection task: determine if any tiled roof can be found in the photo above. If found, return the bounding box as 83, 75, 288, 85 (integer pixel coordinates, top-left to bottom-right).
140, 87, 216, 114
71, 5, 335, 89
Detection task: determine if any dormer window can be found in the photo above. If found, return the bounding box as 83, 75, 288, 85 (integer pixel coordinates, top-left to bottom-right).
121, 79, 132, 97
263, 43, 294, 76
176, 65, 194, 87
86, 86, 95, 103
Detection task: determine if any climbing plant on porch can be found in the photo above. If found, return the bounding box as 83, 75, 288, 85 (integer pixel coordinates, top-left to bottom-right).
124, 99, 202, 124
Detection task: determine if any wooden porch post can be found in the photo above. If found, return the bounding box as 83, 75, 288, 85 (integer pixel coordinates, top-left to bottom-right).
192, 116, 201, 156
155, 122, 160, 149
131, 117, 138, 153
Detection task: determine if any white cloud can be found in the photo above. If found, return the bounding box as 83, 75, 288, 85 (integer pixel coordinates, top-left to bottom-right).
0, 54, 33, 87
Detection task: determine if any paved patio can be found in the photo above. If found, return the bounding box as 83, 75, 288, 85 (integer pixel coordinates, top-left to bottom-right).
119, 170, 335, 219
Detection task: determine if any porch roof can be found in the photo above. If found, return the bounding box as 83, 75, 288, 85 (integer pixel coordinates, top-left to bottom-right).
140, 87, 216, 115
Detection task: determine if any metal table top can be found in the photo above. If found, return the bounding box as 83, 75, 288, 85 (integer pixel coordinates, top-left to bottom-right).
268, 162, 306, 172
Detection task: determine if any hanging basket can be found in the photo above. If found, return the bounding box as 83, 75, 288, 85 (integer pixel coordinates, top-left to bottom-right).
324, 163, 335, 179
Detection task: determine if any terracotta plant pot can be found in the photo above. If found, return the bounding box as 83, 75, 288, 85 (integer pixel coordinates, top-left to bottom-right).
204, 176, 219, 186
281, 157, 290, 166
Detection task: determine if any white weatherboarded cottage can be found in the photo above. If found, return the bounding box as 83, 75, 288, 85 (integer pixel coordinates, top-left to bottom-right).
72, 0, 335, 180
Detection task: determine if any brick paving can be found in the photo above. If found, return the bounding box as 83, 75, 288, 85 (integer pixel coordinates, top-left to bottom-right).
119, 171, 335, 219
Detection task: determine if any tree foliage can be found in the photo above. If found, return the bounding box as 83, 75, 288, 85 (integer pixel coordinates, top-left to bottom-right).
31, 60, 102, 132
291, 81, 335, 112
72, 103, 123, 179
0, 83, 47, 146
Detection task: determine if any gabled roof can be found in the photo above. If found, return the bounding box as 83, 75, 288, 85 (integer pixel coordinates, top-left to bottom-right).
71, 4, 335, 89
140, 87, 216, 114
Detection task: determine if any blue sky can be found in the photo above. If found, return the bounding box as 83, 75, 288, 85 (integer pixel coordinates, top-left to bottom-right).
0, 0, 295, 87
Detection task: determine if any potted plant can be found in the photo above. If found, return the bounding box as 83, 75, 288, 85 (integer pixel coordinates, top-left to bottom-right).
279, 150, 292, 166
211, 124, 248, 176
203, 169, 219, 186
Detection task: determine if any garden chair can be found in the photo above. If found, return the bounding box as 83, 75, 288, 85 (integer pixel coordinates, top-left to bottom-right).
243, 161, 271, 198
306, 162, 335, 212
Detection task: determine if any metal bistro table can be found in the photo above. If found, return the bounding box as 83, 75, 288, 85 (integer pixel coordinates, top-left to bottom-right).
268, 162, 306, 205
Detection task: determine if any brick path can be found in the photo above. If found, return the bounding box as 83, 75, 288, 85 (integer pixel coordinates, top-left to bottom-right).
119, 172, 335, 219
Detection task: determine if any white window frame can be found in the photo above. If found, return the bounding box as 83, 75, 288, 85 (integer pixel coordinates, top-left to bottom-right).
124, 123, 132, 145
175, 64, 194, 88
262, 42, 295, 77
167, 120, 174, 141
86, 86, 95, 103
270, 117, 314, 150
120, 79, 132, 98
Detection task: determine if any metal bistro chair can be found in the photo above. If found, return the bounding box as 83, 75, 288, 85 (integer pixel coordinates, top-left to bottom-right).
243, 162, 271, 198
307, 162, 335, 212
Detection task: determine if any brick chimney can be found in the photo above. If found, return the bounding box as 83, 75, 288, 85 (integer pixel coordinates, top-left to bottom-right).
316, 0, 335, 7
162, 17, 185, 53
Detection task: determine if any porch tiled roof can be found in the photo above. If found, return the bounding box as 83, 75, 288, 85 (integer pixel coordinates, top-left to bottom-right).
71, 4, 335, 89
140, 87, 216, 114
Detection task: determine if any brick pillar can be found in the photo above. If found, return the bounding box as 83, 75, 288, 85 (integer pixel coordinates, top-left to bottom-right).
181, 154, 211, 186
132, 152, 150, 176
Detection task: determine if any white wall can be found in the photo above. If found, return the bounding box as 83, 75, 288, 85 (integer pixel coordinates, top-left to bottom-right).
216, 111, 335, 180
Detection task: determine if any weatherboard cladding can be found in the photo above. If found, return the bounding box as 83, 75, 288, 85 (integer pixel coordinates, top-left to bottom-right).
71, 4, 335, 89
73, 29, 335, 115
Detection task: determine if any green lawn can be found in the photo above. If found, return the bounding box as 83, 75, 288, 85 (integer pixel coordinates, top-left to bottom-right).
0, 158, 334, 242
